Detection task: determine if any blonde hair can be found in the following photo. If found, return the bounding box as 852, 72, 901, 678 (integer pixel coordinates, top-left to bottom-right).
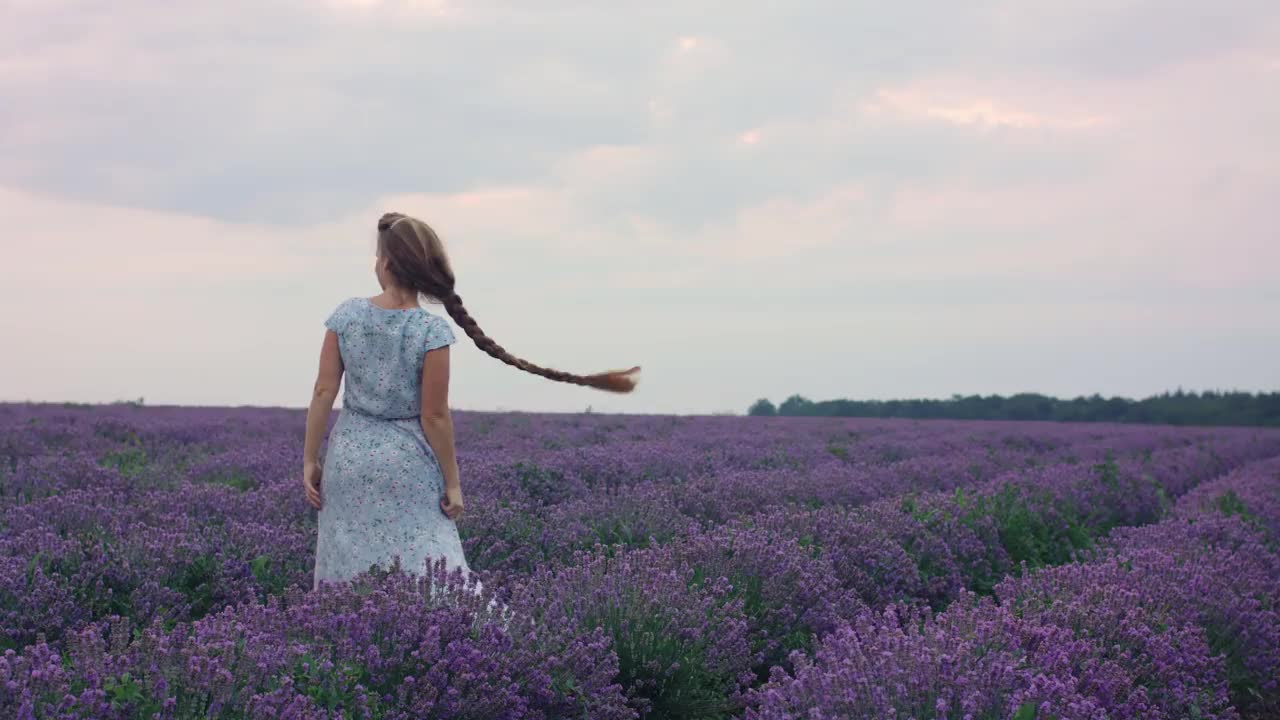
376, 212, 640, 393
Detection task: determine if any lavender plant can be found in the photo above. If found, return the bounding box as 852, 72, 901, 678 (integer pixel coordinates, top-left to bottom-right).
2, 402, 1279, 718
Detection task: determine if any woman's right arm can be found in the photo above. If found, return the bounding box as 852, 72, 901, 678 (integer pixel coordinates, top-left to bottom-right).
420, 345, 463, 513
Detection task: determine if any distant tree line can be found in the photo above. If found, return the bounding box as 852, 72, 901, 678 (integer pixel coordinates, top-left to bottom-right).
747, 390, 1280, 427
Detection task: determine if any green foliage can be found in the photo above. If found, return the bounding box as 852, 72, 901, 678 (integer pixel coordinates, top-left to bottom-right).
747, 399, 777, 417
99, 447, 149, 477
825, 442, 850, 461
19, 548, 136, 624
567, 570, 741, 720
165, 554, 221, 619
1202, 612, 1266, 710
105, 671, 164, 716
96, 421, 151, 477
94, 424, 143, 444
1092, 455, 1120, 488
250, 554, 292, 598
1213, 490, 1252, 521
1000, 494, 1085, 565
713, 566, 816, 680
600, 607, 734, 720
510, 461, 568, 500
102, 671, 162, 712
291, 652, 369, 713
1012, 702, 1039, 720
1210, 491, 1269, 546
590, 518, 663, 550
200, 468, 256, 491
954, 485, 1092, 594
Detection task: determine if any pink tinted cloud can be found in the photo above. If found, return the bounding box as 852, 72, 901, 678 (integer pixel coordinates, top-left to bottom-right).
0, 186, 371, 292
860, 87, 1107, 131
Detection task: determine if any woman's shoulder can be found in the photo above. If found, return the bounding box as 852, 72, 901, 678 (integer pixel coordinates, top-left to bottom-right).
420, 309, 457, 350
343, 296, 375, 312
421, 308, 455, 328
324, 297, 366, 332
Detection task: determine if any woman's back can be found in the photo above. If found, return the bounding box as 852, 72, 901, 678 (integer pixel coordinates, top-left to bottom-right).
324, 297, 456, 420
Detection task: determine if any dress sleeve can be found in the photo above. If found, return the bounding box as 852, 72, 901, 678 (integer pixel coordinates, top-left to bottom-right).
324, 298, 354, 334
423, 314, 457, 353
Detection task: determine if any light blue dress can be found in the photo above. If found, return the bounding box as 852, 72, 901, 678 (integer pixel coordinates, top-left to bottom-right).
312, 296, 473, 590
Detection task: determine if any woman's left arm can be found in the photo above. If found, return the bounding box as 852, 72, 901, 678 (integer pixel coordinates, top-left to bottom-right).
304, 329, 344, 468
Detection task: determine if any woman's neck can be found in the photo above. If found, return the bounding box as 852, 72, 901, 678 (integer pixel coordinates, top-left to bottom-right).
377, 288, 419, 309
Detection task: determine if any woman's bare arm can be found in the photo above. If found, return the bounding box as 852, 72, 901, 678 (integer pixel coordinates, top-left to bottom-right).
419, 345, 461, 491
303, 330, 344, 466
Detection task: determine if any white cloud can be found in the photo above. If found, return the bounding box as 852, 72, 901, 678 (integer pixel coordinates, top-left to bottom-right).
862, 88, 1106, 131
2, 0, 1278, 410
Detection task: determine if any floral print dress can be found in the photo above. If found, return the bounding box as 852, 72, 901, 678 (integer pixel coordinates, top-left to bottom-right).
312, 296, 472, 590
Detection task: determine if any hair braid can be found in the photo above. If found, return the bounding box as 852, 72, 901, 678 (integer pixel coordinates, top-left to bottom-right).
442, 292, 639, 393
377, 211, 640, 394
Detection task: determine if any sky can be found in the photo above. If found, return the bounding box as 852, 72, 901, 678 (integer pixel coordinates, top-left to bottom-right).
1, 0, 1277, 415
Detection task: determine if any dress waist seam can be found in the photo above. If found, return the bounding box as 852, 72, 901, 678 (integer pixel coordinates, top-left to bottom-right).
342, 407, 419, 422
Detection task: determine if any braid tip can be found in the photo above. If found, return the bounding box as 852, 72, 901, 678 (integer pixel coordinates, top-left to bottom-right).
589, 365, 641, 393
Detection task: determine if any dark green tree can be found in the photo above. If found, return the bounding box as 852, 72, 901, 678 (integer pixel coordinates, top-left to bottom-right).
748, 390, 1280, 427
778, 394, 815, 416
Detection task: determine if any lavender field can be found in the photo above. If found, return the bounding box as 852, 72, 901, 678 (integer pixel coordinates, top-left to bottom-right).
2, 403, 1280, 719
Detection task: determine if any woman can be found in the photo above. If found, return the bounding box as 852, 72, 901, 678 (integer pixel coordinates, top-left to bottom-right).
303, 212, 639, 590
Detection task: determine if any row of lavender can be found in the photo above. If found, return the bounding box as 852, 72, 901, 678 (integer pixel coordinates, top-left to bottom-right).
749, 456, 1280, 720
1, 403, 1278, 718
2, 405, 1263, 646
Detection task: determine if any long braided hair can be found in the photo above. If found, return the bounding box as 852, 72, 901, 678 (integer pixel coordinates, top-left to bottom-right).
375, 212, 640, 393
